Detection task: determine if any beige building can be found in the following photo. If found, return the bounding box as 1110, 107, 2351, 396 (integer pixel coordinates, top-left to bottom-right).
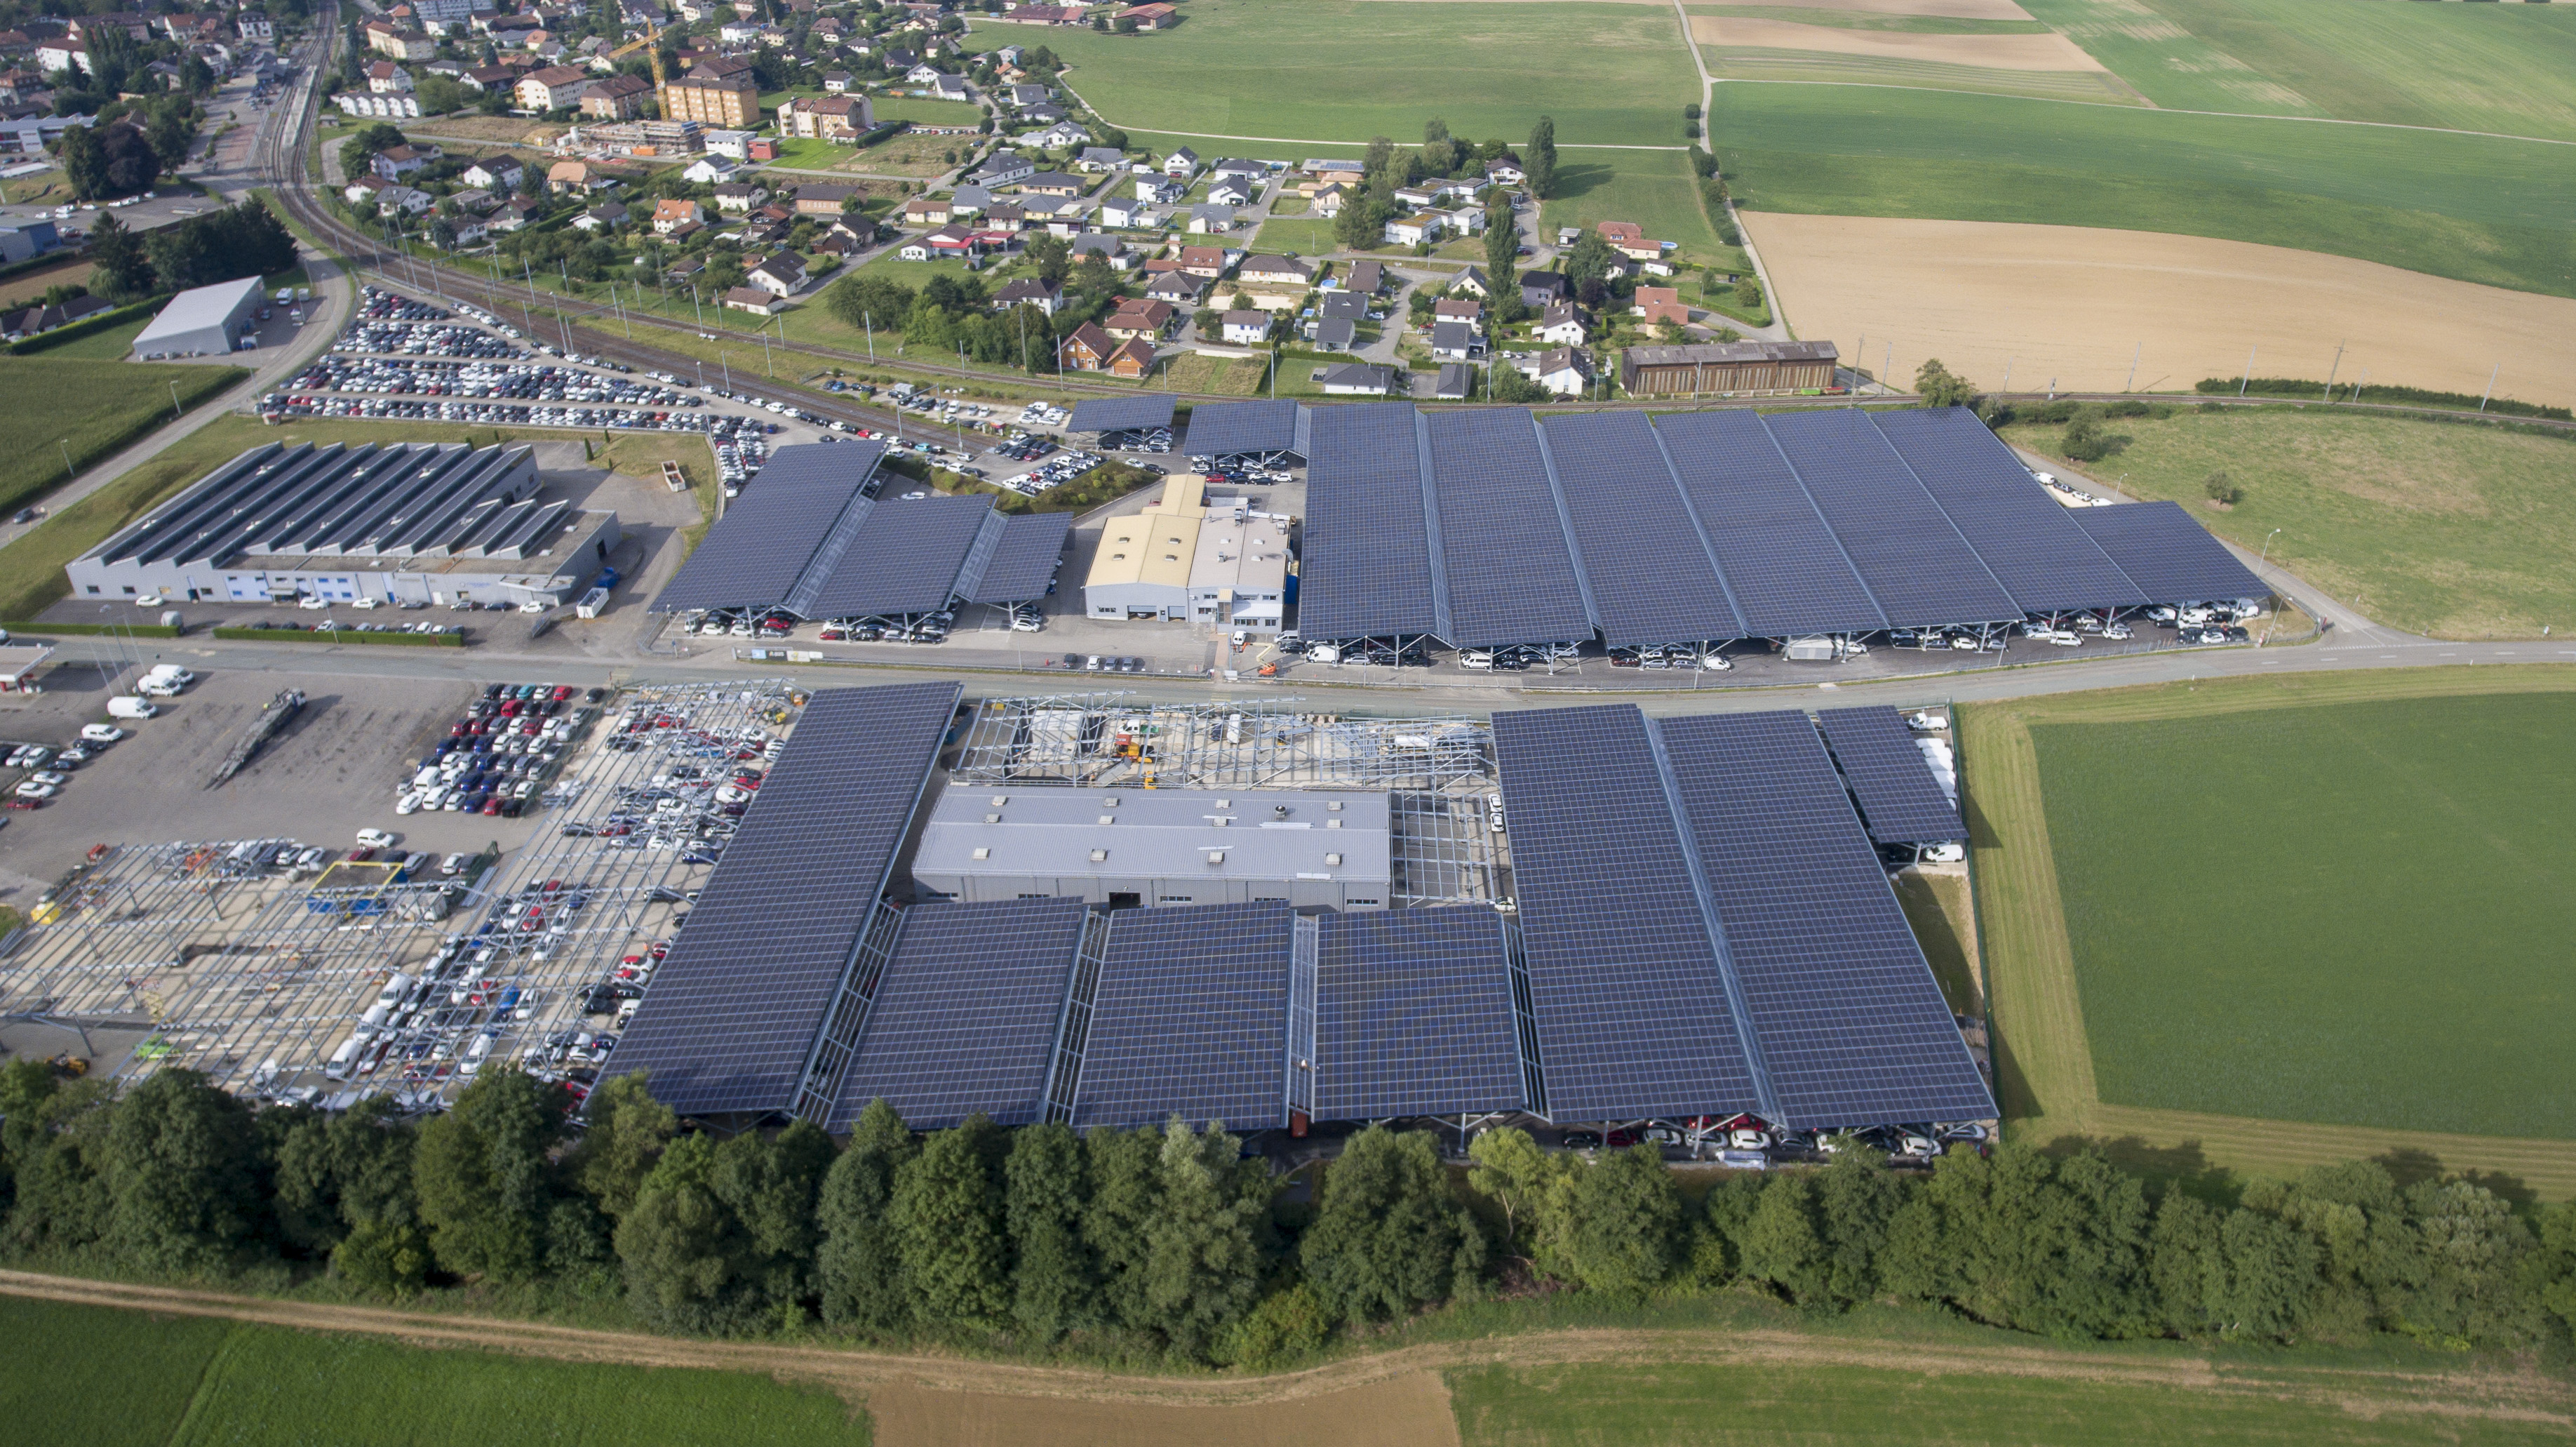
1187, 508, 1289, 633
1082, 476, 1289, 633
664, 71, 758, 130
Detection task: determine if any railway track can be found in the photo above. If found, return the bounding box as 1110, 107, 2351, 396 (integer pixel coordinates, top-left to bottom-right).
252, 32, 2574, 437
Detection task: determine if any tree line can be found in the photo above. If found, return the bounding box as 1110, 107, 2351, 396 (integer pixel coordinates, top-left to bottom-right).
3, 1061, 2570, 1367
81, 202, 300, 305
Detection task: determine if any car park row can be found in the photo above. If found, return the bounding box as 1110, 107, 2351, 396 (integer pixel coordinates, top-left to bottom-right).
397, 681, 606, 820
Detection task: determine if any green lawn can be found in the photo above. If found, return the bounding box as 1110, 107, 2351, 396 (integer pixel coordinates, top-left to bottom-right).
1043, 0, 1700, 146
0, 1295, 871, 1447
765, 135, 867, 170
1124, 131, 1364, 167
0, 356, 248, 523
869, 95, 987, 128
1711, 84, 2576, 298
1448, 1360, 2568, 1445
1251, 214, 1341, 258
2030, 692, 2576, 1141
1997, 408, 2576, 639
1539, 149, 1729, 266
32, 314, 155, 360
2024, 0, 2576, 138
1705, 46, 2147, 106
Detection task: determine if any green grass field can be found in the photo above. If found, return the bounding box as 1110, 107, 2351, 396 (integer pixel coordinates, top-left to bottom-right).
2028, 692, 2576, 1141
2022, 0, 2576, 137
1999, 408, 2576, 639
0, 1296, 871, 1447
0, 357, 247, 523
1044, 0, 1700, 146
1711, 84, 2576, 298
1705, 48, 2145, 106
1539, 149, 1730, 266
868, 95, 987, 128
1447, 1361, 2569, 1446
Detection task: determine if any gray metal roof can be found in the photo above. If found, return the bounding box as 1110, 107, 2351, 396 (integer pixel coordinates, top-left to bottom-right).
915, 785, 1391, 891
130, 276, 261, 352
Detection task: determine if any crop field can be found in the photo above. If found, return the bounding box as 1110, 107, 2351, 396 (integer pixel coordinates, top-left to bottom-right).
2020, 0, 2576, 137
1710, 85, 2576, 299
1445, 1360, 2570, 1446
1042, 0, 1700, 145
1739, 211, 2576, 407
0, 1295, 873, 1447
1961, 669, 2576, 1199
0, 356, 247, 524
1698, 13, 2145, 104
1997, 406, 2576, 639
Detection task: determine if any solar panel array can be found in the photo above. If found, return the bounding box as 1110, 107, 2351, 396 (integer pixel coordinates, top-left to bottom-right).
1315, 907, 1526, 1120
807, 493, 993, 618
735, 439, 889, 493
1076, 901, 1294, 1131
1812, 706, 1963, 846
1659, 712, 1996, 1126
1871, 408, 2145, 614
1536, 411, 1745, 646
1489, 707, 1762, 1121
1296, 402, 1443, 639
965, 511, 1072, 603
1655, 410, 1886, 638
1423, 410, 1595, 646
833, 896, 1089, 1129
2069, 500, 2267, 604
1184, 399, 1301, 457
1301, 405, 2255, 647
1067, 394, 1177, 433
650, 449, 879, 613
602, 682, 961, 1116
1762, 411, 2021, 627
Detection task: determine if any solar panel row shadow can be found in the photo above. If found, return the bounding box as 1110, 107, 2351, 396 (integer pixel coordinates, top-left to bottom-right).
1536, 411, 1744, 646
807, 493, 991, 618
1761, 411, 2021, 627
1489, 705, 1761, 1122
1658, 712, 1996, 1127
833, 895, 1090, 1129
967, 511, 1073, 603
1870, 409, 2147, 614
1296, 402, 1440, 639
1184, 399, 1300, 457
601, 682, 962, 1116
1075, 900, 1295, 1131
1813, 706, 1964, 846
1423, 409, 1593, 647
1315, 907, 1526, 1120
2068, 500, 2268, 604
1654, 409, 1886, 638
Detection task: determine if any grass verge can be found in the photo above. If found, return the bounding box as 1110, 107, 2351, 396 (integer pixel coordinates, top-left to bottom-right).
1962, 667, 2576, 1199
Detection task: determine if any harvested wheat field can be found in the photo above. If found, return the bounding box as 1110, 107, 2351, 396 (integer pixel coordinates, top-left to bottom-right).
867, 1372, 1460, 1447
1693, 17, 2102, 69
1693, 0, 2034, 17
1742, 213, 2576, 405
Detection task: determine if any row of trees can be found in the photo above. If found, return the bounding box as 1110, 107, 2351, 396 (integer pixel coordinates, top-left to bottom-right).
1329, 119, 1531, 254
823, 248, 1124, 375
4, 1061, 2573, 1366
55, 95, 202, 202
81, 202, 299, 304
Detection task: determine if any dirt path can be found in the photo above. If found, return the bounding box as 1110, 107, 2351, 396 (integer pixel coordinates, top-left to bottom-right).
3, 1268, 2568, 1439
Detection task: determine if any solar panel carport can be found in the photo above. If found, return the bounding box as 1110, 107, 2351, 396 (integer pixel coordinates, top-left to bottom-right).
1813, 706, 1962, 846
1184, 398, 1309, 462
1292, 404, 2265, 651
1067, 394, 1176, 434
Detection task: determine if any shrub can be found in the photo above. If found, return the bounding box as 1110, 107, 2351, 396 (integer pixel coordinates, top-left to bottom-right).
2203, 471, 2243, 506
2062, 408, 2112, 462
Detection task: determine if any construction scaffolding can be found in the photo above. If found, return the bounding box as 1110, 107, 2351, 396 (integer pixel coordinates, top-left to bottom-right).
1390, 790, 1512, 907
951, 694, 1495, 791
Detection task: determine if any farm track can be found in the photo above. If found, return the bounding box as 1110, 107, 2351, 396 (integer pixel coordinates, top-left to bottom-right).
1, 1268, 2568, 1434
1962, 666, 2576, 1199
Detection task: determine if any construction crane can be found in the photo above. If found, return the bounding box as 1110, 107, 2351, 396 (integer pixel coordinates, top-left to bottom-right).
606, 22, 671, 124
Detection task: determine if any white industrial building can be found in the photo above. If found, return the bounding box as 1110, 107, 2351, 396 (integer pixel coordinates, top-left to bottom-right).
129, 276, 266, 359
908, 785, 1391, 911
1083, 474, 1290, 633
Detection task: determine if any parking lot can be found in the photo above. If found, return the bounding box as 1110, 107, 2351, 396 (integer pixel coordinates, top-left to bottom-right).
0, 679, 798, 1109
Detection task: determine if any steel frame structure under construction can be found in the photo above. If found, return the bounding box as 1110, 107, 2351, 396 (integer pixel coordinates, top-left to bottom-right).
950, 693, 1494, 792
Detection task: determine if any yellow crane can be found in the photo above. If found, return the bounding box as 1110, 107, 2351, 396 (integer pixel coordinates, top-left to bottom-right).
606, 22, 671, 124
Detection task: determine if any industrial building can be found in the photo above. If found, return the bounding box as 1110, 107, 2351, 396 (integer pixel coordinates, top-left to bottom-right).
651, 440, 1070, 623
1294, 403, 2265, 654
65, 441, 621, 606
909, 785, 1390, 909
601, 681, 1994, 1142
1082, 474, 1291, 632
1618, 339, 1840, 396
130, 276, 267, 359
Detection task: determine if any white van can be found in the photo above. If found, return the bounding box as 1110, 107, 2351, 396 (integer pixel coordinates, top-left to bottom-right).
323, 1029, 370, 1080
459, 1032, 495, 1075
107, 696, 159, 719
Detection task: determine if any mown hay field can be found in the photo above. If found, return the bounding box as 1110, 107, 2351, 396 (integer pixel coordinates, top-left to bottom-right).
1960, 669, 2576, 1199
1712, 84, 2576, 299
1042, 0, 1700, 146
1738, 212, 2576, 407
1997, 407, 2576, 640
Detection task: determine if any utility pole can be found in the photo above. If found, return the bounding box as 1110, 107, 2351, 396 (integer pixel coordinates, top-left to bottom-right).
2321, 341, 2344, 401
169, 379, 183, 418
2001, 357, 2012, 392
864, 312, 874, 361
2480, 364, 2497, 412
2124, 342, 2140, 394
2240, 344, 2256, 397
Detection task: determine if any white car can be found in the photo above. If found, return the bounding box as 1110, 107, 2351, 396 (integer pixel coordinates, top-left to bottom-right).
395, 791, 423, 815
350, 596, 380, 609
134, 592, 163, 606
356, 827, 400, 849
28, 770, 68, 787
296, 595, 329, 610
1920, 842, 1966, 864
13, 780, 57, 800
80, 724, 125, 744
